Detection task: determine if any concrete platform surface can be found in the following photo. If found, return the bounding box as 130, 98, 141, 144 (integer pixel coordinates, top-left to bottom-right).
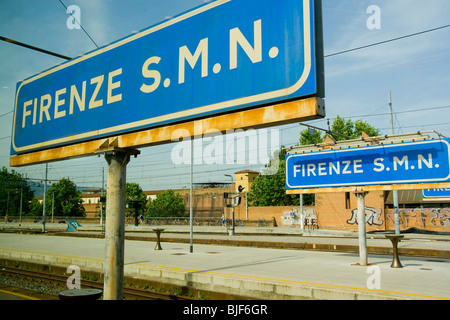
0, 230, 449, 300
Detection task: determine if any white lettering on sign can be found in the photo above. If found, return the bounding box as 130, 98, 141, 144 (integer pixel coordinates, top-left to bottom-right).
376, 154, 435, 172
69, 82, 86, 115
140, 19, 276, 95
179, 37, 209, 84
21, 18, 279, 130
21, 68, 123, 128
140, 56, 161, 93
54, 88, 67, 119
230, 19, 262, 70
393, 155, 408, 171
292, 154, 438, 178
293, 160, 366, 178
373, 157, 384, 172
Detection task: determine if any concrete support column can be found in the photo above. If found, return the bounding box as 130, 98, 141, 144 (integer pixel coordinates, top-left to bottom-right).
356, 192, 368, 266
393, 190, 401, 235
103, 150, 131, 300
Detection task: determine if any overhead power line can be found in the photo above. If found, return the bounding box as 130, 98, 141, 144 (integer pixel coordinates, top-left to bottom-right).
325, 24, 450, 58
312, 105, 450, 122
1, 1, 99, 61
0, 36, 72, 60
58, 0, 99, 49
0, 111, 13, 118
365, 105, 450, 118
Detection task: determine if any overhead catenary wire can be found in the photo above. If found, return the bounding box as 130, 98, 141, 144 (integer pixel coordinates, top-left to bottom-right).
58, 0, 99, 49
0, 36, 72, 60
325, 24, 450, 58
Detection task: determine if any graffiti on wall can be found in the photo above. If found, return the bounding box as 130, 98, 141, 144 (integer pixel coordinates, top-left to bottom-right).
281, 208, 317, 228
388, 208, 450, 229
430, 208, 450, 227
347, 207, 384, 226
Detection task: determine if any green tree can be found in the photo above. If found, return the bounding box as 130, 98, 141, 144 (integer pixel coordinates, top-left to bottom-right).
0, 167, 34, 217
330, 116, 355, 140
126, 182, 147, 216
299, 128, 323, 145
353, 119, 381, 137
28, 198, 43, 217
299, 116, 380, 144
248, 149, 314, 206
147, 190, 186, 217
45, 178, 85, 217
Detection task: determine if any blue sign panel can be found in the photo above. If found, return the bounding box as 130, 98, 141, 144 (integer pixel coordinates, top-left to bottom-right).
11, 0, 323, 155
422, 188, 450, 198
286, 139, 450, 190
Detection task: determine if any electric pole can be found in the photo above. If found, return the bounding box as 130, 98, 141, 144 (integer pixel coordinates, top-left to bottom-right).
42, 163, 48, 233
389, 91, 401, 235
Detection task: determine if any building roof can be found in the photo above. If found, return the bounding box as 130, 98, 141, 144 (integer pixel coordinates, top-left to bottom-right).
234, 169, 260, 174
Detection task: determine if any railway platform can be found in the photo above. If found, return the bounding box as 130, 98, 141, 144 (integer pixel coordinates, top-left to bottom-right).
0, 223, 449, 300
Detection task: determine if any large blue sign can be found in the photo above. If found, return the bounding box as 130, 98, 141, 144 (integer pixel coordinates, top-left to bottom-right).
11, 0, 323, 155
286, 139, 450, 190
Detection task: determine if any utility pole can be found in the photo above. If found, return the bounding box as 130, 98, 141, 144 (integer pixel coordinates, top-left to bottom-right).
100, 167, 104, 226
19, 187, 23, 225
389, 91, 401, 235
51, 191, 55, 223
42, 163, 48, 233
189, 138, 194, 253
356, 192, 368, 266
95, 146, 139, 300
300, 194, 304, 229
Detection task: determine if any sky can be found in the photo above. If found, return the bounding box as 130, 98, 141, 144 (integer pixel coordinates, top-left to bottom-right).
0, 0, 449, 192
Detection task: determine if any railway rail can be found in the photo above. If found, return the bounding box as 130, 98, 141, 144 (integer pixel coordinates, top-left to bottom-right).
0, 266, 197, 300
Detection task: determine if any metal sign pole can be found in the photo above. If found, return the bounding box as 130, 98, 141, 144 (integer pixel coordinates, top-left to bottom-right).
355, 192, 368, 266
190, 138, 194, 253
42, 163, 47, 233
389, 91, 401, 235
103, 150, 129, 300
97, 146, 139, 300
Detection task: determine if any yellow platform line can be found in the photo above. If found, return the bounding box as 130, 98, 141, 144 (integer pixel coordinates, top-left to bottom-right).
0, 289, 40, 300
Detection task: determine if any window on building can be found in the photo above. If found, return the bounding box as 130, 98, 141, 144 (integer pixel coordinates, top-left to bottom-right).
345, 192, 350, 209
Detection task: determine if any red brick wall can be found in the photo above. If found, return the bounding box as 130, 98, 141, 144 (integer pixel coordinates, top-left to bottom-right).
315, 191, 386, 231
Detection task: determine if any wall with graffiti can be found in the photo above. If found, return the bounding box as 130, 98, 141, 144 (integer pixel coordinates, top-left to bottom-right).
314, 191, 386, 231
346, 206, 384, 227
385, 208, 450, 232
314, 191, 450, 233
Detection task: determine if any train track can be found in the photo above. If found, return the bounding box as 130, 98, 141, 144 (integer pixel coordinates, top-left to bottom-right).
0, 266, 196, 300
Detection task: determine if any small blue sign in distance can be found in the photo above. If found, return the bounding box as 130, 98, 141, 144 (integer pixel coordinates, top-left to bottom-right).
422, 188, 450, 198
286, 139, 450, 190
11, 0, 323, 155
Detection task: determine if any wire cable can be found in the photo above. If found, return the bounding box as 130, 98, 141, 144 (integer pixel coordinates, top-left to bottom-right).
325, 24, 450, 58
0, 36, 72, 60
0, 111, 13, 118
58, 0, 99, 48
